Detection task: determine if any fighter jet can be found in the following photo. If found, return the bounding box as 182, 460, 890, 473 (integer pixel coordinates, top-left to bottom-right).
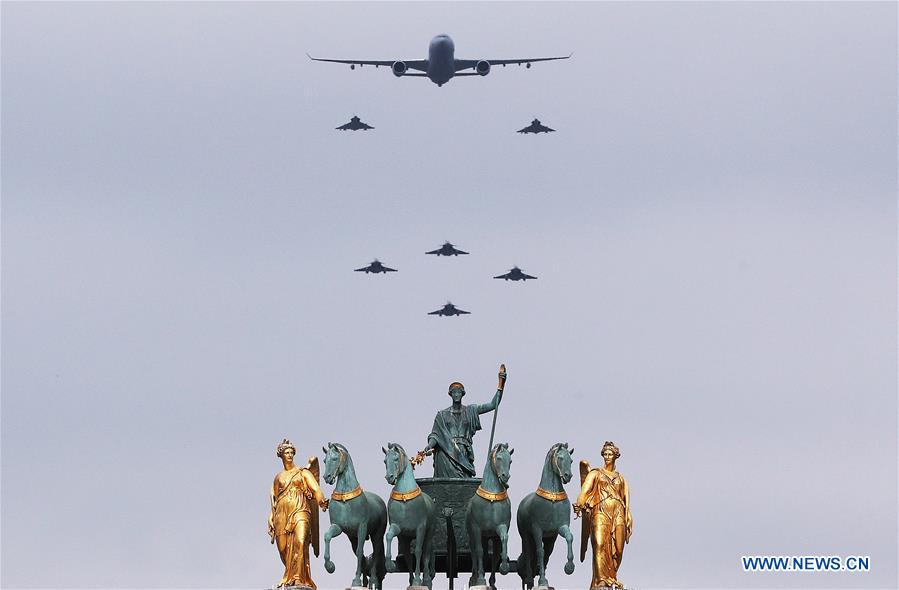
336, 116, 374, 131
517, 119, 555, 134
428, 302, 471, 316
354, 259, 397, 274
494, 266, 538, 281
309, 34, 571, 88
426, 242, 469, 256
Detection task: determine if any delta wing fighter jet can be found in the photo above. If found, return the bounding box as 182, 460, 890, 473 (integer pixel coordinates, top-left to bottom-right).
428, 302, 471, 316
494, 266, 538, 281
517, 119, 555, 134
309, 34, 571, 87
426, 242, 469, 256
355, 259, 397, 274
336, 116, 374, 131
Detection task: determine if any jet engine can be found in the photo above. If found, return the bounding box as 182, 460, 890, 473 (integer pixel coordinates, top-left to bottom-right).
392, 61, 408, 77
475, 60, 491, 76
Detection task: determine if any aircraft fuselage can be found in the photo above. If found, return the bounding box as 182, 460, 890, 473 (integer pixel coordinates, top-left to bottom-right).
428, 34, 455, 86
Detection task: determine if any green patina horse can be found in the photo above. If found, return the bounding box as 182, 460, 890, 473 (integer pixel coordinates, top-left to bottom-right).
322, 442, 387, 589
383, 443, 436, 589
465, 442, 514, 588
516, 442, 576, 589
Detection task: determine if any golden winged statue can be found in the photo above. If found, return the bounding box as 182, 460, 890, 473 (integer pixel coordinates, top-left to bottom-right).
573, 443, 633, 589
268, 439, 329, 588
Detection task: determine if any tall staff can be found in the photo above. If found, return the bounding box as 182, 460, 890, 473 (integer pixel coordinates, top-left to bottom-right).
487, 364, 507, 454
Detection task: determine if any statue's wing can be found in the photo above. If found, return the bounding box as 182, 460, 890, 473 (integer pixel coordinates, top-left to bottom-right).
579, 460, 591, 562
306, 457, 321, 557
306, 456, 320, 481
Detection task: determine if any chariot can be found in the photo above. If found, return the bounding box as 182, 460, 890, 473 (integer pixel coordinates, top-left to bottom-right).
392, 477, 517, 590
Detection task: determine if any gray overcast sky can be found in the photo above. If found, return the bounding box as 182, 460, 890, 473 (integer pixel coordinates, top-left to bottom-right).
2, 2, 896, 589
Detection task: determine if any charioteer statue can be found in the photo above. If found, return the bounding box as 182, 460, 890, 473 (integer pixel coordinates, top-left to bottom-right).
413, 364, 507, 477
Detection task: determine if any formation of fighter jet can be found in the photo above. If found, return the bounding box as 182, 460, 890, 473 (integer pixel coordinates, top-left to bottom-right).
494, 266, 538, 281
428, 302, 471, 316
336, 115, 374, 131
354, 259, 397, 274
517, 119, 555, 134
426, 242, 469, 256
309, 34, 571, 87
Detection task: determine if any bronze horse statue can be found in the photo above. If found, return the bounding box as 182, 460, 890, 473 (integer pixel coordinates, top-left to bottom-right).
465, 442, 514, 588
322, 442, 387, 589
516, 442, 576, 589
383, 442, 436, 589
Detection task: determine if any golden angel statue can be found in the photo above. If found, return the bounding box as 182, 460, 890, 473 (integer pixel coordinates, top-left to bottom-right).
573, 441, 633, 589
268, 438, 329, 588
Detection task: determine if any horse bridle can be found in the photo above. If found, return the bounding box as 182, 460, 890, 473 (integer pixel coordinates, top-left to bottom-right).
390, 444, 407, 482
335, 444, 347, 476
550, 443, 563, 479
326, 443, 348, 478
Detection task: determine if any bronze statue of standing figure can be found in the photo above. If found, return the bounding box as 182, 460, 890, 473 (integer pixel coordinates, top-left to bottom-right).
414, 364, 507, 477
573, 441, 633, 590
269, 438, 330, 589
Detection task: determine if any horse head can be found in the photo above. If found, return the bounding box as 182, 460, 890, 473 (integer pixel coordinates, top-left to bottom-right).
322, 442, 349, 485
382, 442, 408, 486
490, 442, 514, 488
548, 442, 574, 484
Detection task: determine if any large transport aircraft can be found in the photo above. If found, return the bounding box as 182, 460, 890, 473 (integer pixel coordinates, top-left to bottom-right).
308, 34, 571, 87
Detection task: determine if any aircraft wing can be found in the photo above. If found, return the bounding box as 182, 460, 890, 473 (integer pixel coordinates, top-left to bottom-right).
354, 266, 370, 272
452, 248, 469, 255
454, 54, 571, 72
456, 308, 471, 315
521, 272, 538, 280
428, 309, 444, 315
337, 122, 354, 130
307, 54, 429, 72
494, 272, 512, 280
383, 266, 397, 272
517, 126, 533, 134
426, 248, 442, 255
537, 124, 555, 133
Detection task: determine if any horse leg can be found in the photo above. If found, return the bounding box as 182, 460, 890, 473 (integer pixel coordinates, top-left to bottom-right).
398, 537, 413, 587
349, 536, 361, 582
519, 530, 535, 589
497, 524, 510, 575
559, 525, 575, 575
543, 536, 556, 565
411, 524, 426, 587
488, 537, 497, 589
368, 530, 385, 590
422, 523, 434, 589
385, 523, 400, 573
323, 524, 342, 574
532, 527, 548, 588
469, 525, 484, 586
352, 522, 368, 587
